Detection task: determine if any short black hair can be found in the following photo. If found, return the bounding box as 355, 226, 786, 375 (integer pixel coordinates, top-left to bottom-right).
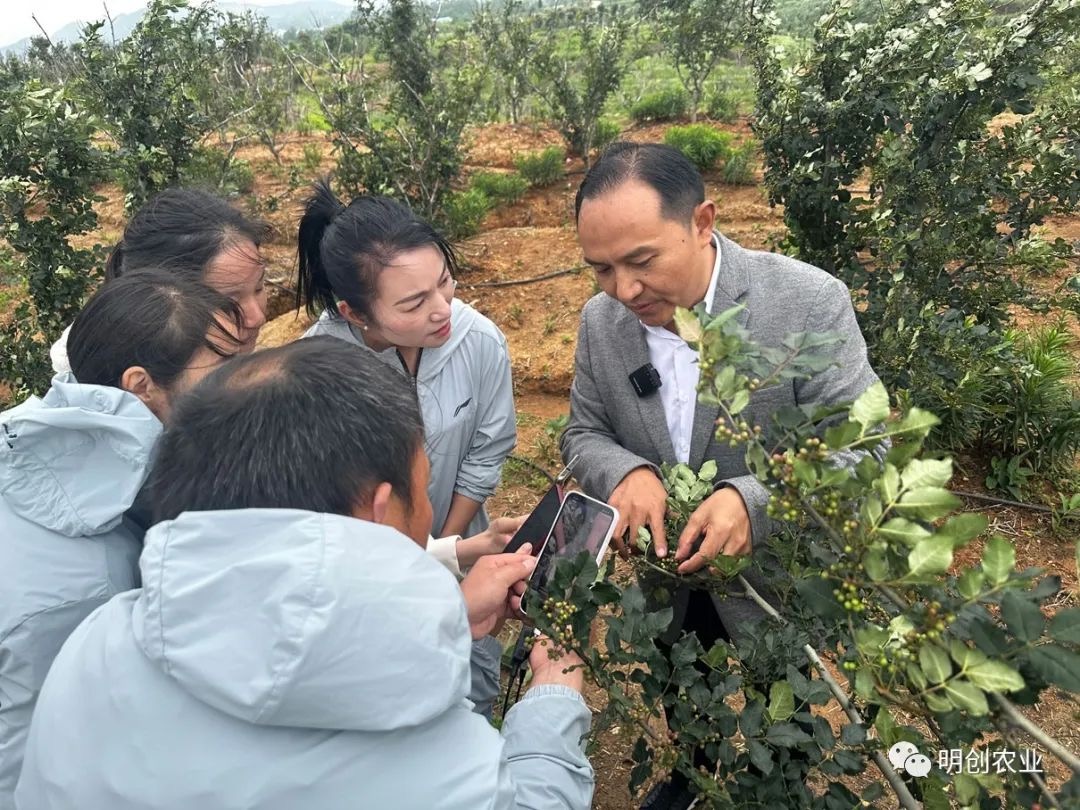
105, 187, 269, 282
151, 337, 426, 523
69, 272, 244, 391
574, 142, 705, 223
295, 179, 458, 321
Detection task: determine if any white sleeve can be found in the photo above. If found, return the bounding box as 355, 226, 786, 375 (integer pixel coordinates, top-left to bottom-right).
50, 324, 73, 375
426, 534, 464, 580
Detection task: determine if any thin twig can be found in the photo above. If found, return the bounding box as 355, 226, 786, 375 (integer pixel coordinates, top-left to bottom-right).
738, 575, 922, 810
458, 266, 585, 289
994, 719, 1061, 810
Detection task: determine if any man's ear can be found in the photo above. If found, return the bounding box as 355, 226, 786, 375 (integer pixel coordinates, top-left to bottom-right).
367, 481, 394, 525
693, 199, 717, 244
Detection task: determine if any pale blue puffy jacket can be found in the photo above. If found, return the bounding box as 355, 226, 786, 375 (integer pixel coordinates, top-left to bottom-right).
15, 509, 594, 810
0, 375, 161, 809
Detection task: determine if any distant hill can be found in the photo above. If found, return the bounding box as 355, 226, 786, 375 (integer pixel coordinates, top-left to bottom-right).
1, 1, 353, 55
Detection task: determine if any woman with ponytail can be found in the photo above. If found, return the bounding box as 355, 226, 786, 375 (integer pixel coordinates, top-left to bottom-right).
297, 181, 517, 558
297, 183, 518, 721
50, 188, 270, 373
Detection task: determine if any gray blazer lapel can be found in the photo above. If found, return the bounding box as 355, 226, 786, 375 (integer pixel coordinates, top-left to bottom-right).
612, 304, 677, 464
688, 233, 751, 471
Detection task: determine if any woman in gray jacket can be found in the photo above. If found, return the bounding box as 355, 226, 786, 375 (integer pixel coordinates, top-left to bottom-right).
0, 274, 244, 810
297, 182, 517, 553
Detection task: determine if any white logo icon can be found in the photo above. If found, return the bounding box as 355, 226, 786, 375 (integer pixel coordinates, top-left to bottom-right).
888, 741, 931, 777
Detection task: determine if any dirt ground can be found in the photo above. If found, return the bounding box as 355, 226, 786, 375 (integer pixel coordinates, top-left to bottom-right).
8, 117, 1078, 806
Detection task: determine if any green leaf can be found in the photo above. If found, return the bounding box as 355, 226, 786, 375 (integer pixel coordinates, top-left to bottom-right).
900, 458, 952, 490
747, 740, 774, 775
906, 536, 954, 579
875, 463, 900, 503
924, 692, 953, 714
703, 642, 729, 669
673, 306, 703, 344
854, 666, 874, 698
1049, 608, 1080, 645
954, 773, 981, 805
825, 420, 862, 449
1028, 645, 1080, 692
894, 487, 961, 521
877, 517, 930, 546
982, 536, 1015, 585
863, 548, 890, 582
936, 512, 988, 547
966, 660, 1025, 693
765, 722, 812, 747
850, 382, 889, 429
944, 679, 989, 715
949, 640, 987, 670
740, 698, 764, 736
767, 681, 794, 722
1000, 591, 1045, 642
906, 662, 928, 690
957, 568, 984, 600
920, 644, 952, 684
729, 388, 750, 414
873, 706, 899, 747
890, 408, 939, 439
840, 723, 867, 745
698, 459, 717, 482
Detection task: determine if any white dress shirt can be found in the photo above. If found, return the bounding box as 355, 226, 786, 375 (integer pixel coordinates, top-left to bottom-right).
641, 234, 722, 463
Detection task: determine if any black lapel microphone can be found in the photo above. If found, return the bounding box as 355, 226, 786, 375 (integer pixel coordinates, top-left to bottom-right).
629, 363, 662, 397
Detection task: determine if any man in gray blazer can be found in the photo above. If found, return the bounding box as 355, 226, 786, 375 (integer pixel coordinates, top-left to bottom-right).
560, 142, 881, 809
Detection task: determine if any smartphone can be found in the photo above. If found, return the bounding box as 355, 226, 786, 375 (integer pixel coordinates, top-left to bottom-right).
504, 484, 563, 556
520, 491, 618, 615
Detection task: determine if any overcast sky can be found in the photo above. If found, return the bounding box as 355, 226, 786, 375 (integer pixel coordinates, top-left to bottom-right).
1, 0, 349, 46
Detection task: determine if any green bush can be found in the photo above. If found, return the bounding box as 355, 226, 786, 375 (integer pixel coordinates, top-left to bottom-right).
514, 146, 566, 186
593, 118, 622, 151
630, 88, 688, 122
664, 124, 732, 170
181, 148, 255, 196
706, 89, 739, 122
442, 188, 493, 240
469, 171, 528, 204
722, 139, 756, 184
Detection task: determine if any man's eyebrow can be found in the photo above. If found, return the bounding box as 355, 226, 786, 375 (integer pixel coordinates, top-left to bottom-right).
584, 246, 657, 267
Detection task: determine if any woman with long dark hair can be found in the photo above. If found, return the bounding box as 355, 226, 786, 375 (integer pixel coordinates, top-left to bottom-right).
50, 188, 270, 372
0, 273, 244, 808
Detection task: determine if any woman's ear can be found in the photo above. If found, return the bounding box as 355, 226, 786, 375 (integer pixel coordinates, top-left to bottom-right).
120, 366, 169, 420
338, 300, 364, 328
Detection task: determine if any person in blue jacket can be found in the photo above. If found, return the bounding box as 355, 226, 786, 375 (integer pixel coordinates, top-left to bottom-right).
0, 273, 244, 810
16, 337, 594, 810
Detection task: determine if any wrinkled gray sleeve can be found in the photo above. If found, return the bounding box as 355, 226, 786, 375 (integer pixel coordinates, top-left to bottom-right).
559, 312, 657, 501
468, 635, 503, 720
456, 332, 517, 503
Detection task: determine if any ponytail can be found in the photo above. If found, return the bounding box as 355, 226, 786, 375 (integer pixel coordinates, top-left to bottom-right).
296, 179, 346, 318
294, 180, 459, 324
104, 241, 126, 281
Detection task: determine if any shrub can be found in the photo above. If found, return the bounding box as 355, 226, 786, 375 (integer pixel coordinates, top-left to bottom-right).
630, 88, 689, 122
0, 80, 104, 403
593, 118, 622, 151
664, 124, 732, 170
181, 148, 255, 196
706, 88, 740, 122
722, 139, 756, 184
442, 188, 493, 240
515, 146, 566, 186
469, 171, 528, 204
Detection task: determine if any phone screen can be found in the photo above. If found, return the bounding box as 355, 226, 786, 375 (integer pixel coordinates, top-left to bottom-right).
504, 485, 562, 556
529, 491, 616, 601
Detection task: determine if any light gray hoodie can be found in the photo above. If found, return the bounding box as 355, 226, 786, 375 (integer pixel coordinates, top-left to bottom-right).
305, 298, 516, 537
15, 509, 594, 809
0, 375, 161, 809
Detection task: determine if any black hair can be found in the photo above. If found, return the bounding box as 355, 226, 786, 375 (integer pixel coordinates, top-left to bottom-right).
104, 188, 269, 282
69, 272, 245, 391
151, 336, 426, 523
295, 179, 459, 320
574, 142, 705, 224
